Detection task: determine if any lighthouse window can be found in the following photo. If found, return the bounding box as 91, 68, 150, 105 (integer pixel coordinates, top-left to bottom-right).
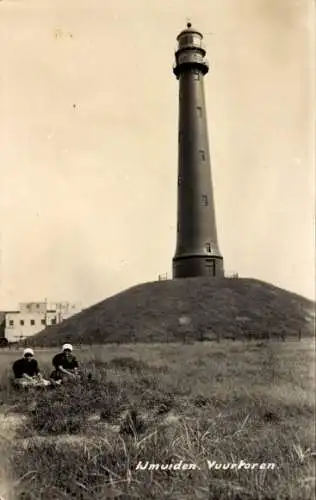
205, 243, 211, 253
196, 107, 202, 117
178, 176, 183, 186
181, 35, 194, 45
199, 150, 205, 161
201, 195, 209, 206
177, 222, 180, 233
192, 70, 200, 81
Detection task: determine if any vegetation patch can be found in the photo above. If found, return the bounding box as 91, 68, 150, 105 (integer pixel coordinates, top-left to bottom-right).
0, 340, 314, 499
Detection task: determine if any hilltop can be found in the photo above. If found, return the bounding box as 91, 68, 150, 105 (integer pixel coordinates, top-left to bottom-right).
27, 277, 315, 346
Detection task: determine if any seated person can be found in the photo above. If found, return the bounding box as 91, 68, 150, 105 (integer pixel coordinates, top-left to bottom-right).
49, 343, 79, 384
12, 348, 50, 388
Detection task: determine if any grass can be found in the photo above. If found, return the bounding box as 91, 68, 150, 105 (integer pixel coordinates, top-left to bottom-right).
25, 277, 315, 346
0, 339, 315, 499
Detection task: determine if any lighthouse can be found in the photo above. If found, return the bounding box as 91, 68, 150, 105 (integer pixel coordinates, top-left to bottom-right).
172, 23, 224, 279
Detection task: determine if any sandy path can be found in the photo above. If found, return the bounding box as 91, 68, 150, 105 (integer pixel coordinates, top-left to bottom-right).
0, 411, 27, 500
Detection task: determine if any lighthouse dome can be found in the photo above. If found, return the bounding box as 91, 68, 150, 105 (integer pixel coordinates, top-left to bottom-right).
177, 22, 203, 41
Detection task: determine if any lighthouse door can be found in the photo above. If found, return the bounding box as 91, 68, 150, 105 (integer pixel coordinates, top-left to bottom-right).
206, 259, 215, 276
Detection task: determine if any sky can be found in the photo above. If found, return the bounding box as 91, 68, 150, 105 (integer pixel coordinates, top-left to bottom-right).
0, 0, 315, 309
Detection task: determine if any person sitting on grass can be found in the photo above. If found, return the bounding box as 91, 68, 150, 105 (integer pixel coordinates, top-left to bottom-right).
12, 348, 50, 388
49, 343, 79, 384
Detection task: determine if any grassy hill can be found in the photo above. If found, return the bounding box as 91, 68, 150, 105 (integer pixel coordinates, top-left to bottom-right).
28, 277, 315, 346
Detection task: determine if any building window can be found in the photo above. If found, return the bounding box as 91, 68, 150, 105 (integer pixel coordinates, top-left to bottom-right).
36, 304, 39, 308
51, 318, 56, 325
199, 150, 205, 161
205, 243, 211, 253
196, 107, 202, 117
30, 319, 35, 326
20, 320, 24, 326
9, 320, 14, 327
201, 195, 209, 206
41, 319, 45, 325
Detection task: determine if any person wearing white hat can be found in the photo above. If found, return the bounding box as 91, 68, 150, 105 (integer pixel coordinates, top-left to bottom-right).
49, 343, 79, 384
12, 348, 50, 388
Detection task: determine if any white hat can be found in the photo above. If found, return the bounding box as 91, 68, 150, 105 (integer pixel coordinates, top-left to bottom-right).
62, 343, 73, 351
23, 348, 34, 356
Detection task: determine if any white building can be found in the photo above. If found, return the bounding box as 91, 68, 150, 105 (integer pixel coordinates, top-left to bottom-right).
4, 301, 82, 343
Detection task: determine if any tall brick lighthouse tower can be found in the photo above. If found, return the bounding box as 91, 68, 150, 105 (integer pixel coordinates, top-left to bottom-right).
172, 23, 224, 279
